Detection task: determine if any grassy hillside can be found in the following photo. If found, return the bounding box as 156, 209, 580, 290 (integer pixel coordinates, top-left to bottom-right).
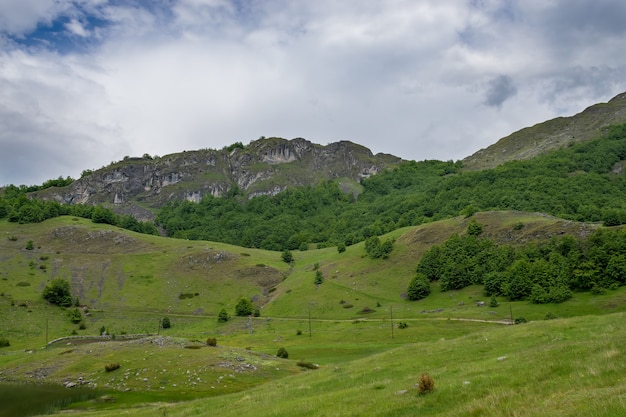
1, 214, 626, 416
463, 91, 626, 170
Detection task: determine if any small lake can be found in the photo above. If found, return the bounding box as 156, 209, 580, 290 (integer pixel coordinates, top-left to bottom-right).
0, 381, 98, 417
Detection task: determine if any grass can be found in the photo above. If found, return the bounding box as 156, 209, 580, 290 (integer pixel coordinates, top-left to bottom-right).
1, 214, 626, 416
41, 312, 626, 417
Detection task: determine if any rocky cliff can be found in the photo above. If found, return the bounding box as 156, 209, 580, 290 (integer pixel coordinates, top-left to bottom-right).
34, 137, 401, 219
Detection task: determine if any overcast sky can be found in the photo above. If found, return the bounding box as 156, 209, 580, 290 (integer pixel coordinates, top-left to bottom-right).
1, 0, 626, 186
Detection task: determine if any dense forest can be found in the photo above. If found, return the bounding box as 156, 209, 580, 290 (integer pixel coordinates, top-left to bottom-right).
408, 224, 626, 304
154, 123, 626, 249
1, 124, 625, 251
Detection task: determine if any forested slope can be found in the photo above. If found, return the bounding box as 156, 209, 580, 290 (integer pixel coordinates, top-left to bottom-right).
1, 125, 625, 251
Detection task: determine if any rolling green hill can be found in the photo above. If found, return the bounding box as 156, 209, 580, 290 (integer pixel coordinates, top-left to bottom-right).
1, 211, 626, 416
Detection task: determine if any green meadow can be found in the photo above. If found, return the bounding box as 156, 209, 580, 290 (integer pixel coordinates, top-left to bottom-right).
0, 214, 625, 416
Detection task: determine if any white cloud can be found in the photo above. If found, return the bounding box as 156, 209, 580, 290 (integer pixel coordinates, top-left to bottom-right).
1, 0, 626, 186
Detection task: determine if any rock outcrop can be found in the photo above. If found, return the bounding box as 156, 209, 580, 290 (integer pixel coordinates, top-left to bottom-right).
34, 137, 401, 220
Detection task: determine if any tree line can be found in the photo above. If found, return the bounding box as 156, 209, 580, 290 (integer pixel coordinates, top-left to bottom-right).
408, 224, 626, 303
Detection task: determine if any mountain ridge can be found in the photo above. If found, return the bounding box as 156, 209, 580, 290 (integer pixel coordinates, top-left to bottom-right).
462, 92, 626, 170
32, 137, 402, 220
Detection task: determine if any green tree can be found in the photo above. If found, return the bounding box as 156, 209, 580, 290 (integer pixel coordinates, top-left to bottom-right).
217, 308, 230, 323
281, 249, 293, 264
467, 220, 483, 236
161, 317, 171, 329
235, 297, 255, 316
314, 270, 324, 285
92, 205, 117, 225
407, 273, 431, 301
42, 278, 72, 307
68, 308, 83, 324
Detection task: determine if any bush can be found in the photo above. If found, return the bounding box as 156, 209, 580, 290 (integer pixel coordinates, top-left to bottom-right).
281, 249, 293, 264
235, 298, 254, 316
161, 317, 171, 329
78, 322, 87, 330
68, 308, 83, 324
467, 220, 483, 236
42, 278, 72, 307
337, 243, 346, 253
25, 240, 34, 250
314, 270, 324, 285
407, 273, 431, 301
206, 338, 217, 347
217, 308, 230, 323
277, 347, 289, 358
104, 363, 120, 372
514, 317, 527, 324
417, 374, 435, 394
296, 329, 303, 335
0, 338, 10, 348
544, 312, 558, 320
397, 322, 408, 329
489, 295, 499, 307
297, 360, 318, 370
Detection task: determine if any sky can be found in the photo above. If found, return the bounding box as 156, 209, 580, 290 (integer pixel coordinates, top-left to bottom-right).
1, 0, 626, 186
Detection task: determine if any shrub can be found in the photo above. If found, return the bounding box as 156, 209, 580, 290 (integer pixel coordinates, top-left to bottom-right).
489, 295, 499, 307
513, 222, 525, 230
68, 308, 83, 324
161, 317, 171, 329
281, 249, 293, 264
78, 322, 87, 330
359, 306, 375, 314
235, 298, 254, 316
407, 273, 431, 301
590, 284, 606, 295
0, 338, 10, 348
544, 312, 557, 320
42, 278, 72, 307
314, 270, 324, 285
8, 235, 17, 242
467, 220, 483, 236
397, 322, 408, 329
297, 360, 318, 370
277, 347, 289, 359
206, 337, 217, 347
217, 308, 229, 323
417, 373, 435, 394
25, 240, 34, 250
514, 317, 527, 324
104, 363, 120, 372
337, 243, 346, 253
296, 329, 303, 335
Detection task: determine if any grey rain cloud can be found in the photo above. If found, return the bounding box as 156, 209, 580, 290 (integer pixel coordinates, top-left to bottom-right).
483, 75, 517, 108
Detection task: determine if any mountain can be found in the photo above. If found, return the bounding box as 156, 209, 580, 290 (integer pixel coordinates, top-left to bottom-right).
462, 92, 626, 170
32, 137, 402, 220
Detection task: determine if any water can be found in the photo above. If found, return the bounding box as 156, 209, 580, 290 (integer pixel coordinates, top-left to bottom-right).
0, 381, 98, 417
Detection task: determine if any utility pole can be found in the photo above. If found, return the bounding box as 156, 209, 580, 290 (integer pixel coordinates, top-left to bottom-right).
390, 305, 394, 339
